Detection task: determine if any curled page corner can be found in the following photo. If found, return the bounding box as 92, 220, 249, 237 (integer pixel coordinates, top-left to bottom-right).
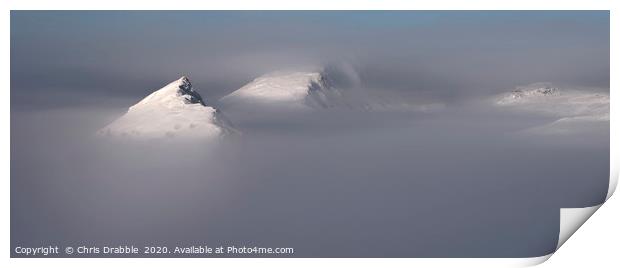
553, 158, 617, 253
607, 163, 618, 201
520, 253, 554, 267
556, 205, 602, 250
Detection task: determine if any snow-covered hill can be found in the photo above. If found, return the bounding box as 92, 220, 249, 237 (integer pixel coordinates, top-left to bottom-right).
220, 69, 345, 109
219, 66, 447, 114
98, 76, 235, 139
493, 83, 609, 135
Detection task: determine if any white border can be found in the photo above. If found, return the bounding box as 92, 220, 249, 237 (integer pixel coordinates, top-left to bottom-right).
2, 0, 617, 267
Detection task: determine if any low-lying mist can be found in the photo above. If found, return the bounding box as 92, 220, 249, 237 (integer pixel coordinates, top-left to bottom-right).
11, 97, 609, 257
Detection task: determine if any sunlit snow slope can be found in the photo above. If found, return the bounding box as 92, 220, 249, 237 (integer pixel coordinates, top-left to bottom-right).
220, 70, 346, 109
98, 76, 235, 139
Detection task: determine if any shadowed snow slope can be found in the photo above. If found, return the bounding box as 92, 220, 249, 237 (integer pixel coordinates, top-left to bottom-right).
493, 83, 609, 135
98, 76, 235, 140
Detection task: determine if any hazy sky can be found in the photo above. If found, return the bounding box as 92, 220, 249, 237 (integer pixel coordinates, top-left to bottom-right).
11, 11, 609, 109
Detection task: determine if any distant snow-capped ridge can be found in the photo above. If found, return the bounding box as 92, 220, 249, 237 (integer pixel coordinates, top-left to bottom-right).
221, 68, 366, 109
98, 76, 236, 140
493, 83, 609, 117
493, 83, 609, 135
496, 83, 560, 105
